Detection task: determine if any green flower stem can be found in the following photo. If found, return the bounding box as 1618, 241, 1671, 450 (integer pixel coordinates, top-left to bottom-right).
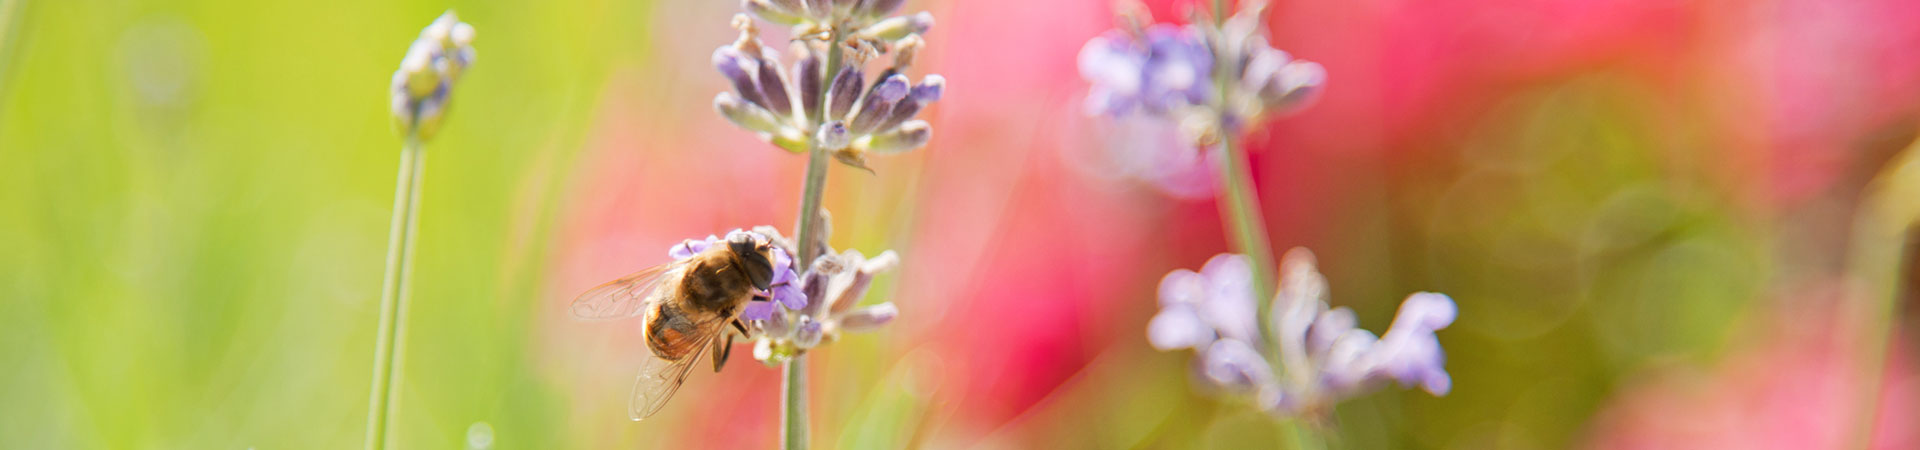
1218, 133, 1326, 450
1217, 136, 1278, 315
1843, 136, 1920, 450
365, 133, 426, 450
1207, 5, 1320, 446
784, 30, 846, 450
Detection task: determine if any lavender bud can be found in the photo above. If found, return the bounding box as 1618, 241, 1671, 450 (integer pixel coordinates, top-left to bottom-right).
1147, 305, 1213, 351
874, 98, 920, 133
714, 92, 787, 135
826, 66, 864, 120
762, 306, 793, 338
1304, 306, 1356, 358
391, 11, 476, 140
744, 0, 806, 25
909, 74, 944, 102
1202, 339, 1276, 391
1267, 61, 1325, 116
399, 54, 439, 101
817, 121, 853, 150
1320, 329, 1378, 391
794, 46, 824, 123
890, 35, 924, 71
713, 47, 768, 109
850, 74, 910, 134
839, 303, 898, 331
755, 52, 794, 117
862, 120, 931, 154
860, 12, 934, 42
794, 315, 824, 348
800, 256, 838, 317
1243, 48, 1289, 100
871, 75, 942, 131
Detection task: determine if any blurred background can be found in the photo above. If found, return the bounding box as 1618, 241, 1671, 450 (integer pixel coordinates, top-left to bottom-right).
5, 0, 1920, 448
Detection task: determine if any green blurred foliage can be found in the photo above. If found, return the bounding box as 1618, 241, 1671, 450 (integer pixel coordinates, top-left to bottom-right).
0, 0, 645, 447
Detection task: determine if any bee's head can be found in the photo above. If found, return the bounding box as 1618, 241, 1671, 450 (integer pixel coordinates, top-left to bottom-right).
727, 232, 775, 291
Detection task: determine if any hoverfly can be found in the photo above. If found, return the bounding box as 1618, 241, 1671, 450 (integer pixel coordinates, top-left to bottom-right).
571, 232, 777, 420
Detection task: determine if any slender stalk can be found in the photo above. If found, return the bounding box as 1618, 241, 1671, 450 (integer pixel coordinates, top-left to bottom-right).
1843, 137, 1920, 450
366, 133, 426, 450
783, 30, 845, 450
1216, 137, 1277, 308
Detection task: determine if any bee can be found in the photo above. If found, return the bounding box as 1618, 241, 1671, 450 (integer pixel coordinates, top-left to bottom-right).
571, 232, 777, 421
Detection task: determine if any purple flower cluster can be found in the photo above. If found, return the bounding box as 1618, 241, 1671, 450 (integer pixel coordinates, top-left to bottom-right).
1149, 249, 1455, 416
390, 11, 475, 140
713, 7, 943, 172
1079, 24, 1213, 117
1077, 3, 1325, 149
667, 229, 805, 321
741, 223, 901, 365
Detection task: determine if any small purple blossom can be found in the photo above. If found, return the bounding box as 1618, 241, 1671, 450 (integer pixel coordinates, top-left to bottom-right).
1079, 25, 1212, 118
1149, 254, 1258, 350
1149, 248, 1457, 417
740, 220, 901, 365
666, 229, 805, 320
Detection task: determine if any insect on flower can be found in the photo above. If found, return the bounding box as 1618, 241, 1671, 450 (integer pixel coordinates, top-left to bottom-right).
570, 230, 804, 420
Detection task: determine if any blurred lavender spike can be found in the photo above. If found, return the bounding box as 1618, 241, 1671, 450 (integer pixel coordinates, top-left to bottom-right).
1147, 249, 1457, 418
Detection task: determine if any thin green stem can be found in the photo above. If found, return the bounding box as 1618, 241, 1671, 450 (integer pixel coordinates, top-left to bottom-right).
1843, 137, 1920, 450
1213, 0, 1230, 23
365, 134, 426, 450
783, 30, 845, 450
1217, 137, 1277, 319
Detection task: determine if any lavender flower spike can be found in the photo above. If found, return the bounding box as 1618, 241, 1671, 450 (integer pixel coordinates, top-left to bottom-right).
718, 3, 943, 170
741, 216, 903, 366
1147, 248, 1458, 418
390, 11, 476, 140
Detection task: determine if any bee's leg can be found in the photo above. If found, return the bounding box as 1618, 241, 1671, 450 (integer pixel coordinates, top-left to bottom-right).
710, 333, 734, 373
731, 318, 748, 335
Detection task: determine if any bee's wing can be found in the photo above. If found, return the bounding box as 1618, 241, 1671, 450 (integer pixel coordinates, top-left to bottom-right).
570, 263, 680, 321
628, 319, 726, 421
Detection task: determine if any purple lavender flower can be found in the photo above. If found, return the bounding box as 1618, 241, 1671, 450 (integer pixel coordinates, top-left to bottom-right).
1148, 248, 1457, 417
1079, 24, 1213, 117
1149, 253, 1259, 350
390, 11, 475, 140
1077, 3, 1325, 197
713, 8, 944, 172
740, 220, 901, 365
666, 229, 805, 320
